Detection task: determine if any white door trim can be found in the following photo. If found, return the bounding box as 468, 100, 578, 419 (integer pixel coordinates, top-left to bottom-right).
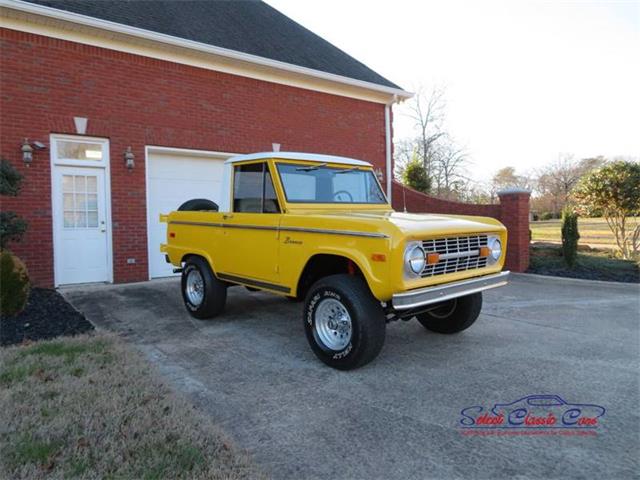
144, 145, 239, 280
50, 134, 113, 286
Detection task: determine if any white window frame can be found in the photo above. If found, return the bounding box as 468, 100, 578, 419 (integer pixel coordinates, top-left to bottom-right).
50, 134, 114, 286
51, 134, 110, 168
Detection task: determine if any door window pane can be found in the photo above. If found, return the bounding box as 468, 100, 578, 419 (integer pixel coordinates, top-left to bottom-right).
87, 211, 99, 228
57, 141, 103, 161
62, 175, 74, 192
64, 211, 74, 228
86, 176, 97, 192
63, 193, 74, 209
263, 169, 280, 213
76, 193, 87, 210
86, 194, 98, 210
233, 164, 263, 213
62, 174, 99, 229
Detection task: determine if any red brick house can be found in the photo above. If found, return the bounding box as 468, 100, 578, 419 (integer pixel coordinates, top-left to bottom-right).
1, 0, 413, 286
1, 0, 529, 288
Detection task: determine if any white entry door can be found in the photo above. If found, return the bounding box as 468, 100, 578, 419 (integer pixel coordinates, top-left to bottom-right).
53, 166, 109, 284
146, 148, 229, 278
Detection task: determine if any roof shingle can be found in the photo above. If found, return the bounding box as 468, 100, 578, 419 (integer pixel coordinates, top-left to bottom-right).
23, 0, 401, 89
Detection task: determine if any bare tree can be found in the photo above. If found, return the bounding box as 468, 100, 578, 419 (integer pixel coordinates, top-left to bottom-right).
535, 154, 605, 214
491, 166, 532, 198
405, 85, 447, 178
395, 85, 469, 198
432, 139, 469, 198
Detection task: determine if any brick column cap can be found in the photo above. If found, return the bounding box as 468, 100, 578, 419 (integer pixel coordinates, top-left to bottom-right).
497, 187, 531, 197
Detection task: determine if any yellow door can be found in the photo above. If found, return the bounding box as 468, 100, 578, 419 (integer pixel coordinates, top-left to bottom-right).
217, 161, 283, 287
220, 212, 281, 283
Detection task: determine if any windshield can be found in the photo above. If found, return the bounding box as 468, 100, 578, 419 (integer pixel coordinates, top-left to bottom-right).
276, 163, 387, 204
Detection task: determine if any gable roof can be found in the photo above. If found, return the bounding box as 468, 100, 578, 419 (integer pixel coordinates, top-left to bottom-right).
21, 0, 401, 90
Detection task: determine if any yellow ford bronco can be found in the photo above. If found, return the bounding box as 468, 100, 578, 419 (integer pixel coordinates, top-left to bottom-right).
161, 152, 509, 370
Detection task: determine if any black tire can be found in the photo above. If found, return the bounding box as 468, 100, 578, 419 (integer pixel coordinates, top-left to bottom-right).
177, 198, 219, 212
303, 274, 386, 370
181, 256, 226, 319
415, 292, 482, 334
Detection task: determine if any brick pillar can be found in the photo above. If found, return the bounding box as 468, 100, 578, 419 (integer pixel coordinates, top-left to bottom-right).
498, 188, 531, 272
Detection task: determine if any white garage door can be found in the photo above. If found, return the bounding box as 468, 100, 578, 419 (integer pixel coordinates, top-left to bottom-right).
146, 148, 230, 278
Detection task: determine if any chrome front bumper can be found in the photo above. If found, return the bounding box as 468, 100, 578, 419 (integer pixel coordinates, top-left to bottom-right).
391, 271, 510, 311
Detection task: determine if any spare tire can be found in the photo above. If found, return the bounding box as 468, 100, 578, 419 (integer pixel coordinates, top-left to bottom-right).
177, 199, 219, 212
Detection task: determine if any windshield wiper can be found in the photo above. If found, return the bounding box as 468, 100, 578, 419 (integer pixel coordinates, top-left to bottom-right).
335, 167, 359, 174
295, 163, 327, 172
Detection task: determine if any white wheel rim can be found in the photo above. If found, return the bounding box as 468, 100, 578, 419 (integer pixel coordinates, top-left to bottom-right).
185, 269, 204, 306
314, 298, 352, 351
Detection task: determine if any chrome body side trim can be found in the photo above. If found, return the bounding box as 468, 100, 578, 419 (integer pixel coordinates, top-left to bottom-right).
392, 271, 510, 311
168, 220, 389, 238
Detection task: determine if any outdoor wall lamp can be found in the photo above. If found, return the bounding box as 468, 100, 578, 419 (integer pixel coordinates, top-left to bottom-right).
375, 168, 384, 183
21, 138, 33, 166
124, 146, 135, 170
21, 139, 47, 167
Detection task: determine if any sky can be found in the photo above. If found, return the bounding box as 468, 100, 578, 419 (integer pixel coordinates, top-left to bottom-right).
266, 0, 640, 183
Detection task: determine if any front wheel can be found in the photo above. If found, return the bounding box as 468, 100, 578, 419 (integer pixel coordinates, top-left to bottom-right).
415, 292, 482, 334
303, 274, 386, 370
181, 256, 227, 319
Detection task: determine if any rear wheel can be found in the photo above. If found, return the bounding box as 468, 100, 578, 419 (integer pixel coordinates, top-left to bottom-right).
181, 257, 226, 319
303, 274, 386, 370
415, 292, 482, 334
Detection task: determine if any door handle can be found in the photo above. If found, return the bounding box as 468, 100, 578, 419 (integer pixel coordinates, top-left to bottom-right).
100, 221, 106, 233
223, 214, 234, 220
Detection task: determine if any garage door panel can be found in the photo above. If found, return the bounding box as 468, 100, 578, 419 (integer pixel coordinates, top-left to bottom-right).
147, 151, 228, 278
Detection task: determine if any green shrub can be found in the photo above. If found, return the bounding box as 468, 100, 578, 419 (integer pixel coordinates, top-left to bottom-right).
0, 211, 28, 249
540, 212, 554, 221
0, 158, 28, 249
0, 250, 30, 316
561, 207, 580, 268
0, 159, 23, 196
402, 158, 431, 194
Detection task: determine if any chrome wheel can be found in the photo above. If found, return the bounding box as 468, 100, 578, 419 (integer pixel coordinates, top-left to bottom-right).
314, 298, 352, 350
429, 299, 457, 319
185, 269, 204, 306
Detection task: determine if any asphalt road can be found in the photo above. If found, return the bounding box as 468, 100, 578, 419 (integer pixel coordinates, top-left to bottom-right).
64, 273, 640, 480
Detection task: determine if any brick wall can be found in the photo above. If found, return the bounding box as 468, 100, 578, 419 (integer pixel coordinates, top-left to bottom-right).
392, 182, 530, 272
0, 28, 388, 286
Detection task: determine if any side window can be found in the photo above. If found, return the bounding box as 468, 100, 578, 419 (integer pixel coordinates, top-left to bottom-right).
263, 169, 280, 213
233, 163, 280, 213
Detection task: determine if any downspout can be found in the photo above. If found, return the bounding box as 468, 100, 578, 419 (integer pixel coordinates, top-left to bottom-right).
384, 94, 398, 201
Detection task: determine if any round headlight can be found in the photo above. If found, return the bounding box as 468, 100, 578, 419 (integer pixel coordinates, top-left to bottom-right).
405, 244, 426, 275
488, 237, 502, 262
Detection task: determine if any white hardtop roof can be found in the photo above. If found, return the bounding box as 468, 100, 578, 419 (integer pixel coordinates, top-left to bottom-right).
224, 152, 372, 167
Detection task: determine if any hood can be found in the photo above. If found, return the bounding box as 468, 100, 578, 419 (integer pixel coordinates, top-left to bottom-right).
286, 209, 505, 239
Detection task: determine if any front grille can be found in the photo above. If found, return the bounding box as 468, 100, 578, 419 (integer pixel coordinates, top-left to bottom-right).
420, 234, 488, 277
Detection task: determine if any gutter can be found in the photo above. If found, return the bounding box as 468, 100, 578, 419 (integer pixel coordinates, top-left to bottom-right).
385, 95, 400, 200
1, 0, 413, 100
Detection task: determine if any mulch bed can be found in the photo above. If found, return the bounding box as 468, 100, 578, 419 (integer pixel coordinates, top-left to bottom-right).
527, 244, 640, 283
0, 288, 94, 346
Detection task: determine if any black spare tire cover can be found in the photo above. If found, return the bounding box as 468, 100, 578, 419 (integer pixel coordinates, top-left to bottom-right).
177, 198, 219, 211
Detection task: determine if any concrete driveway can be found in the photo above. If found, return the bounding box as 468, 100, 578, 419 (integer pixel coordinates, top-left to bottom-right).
63, 274, 639, 480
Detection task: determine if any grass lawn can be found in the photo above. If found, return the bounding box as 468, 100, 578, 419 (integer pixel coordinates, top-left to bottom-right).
0, 333, 261, 479
530, 217, 639, 249
528, 244, 639, 283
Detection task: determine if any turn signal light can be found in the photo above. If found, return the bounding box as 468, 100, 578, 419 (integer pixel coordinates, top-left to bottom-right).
426, 252, 440, 265
479, 246, 490, 257
371, 253, 386, 262
169, 232, 176, 238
